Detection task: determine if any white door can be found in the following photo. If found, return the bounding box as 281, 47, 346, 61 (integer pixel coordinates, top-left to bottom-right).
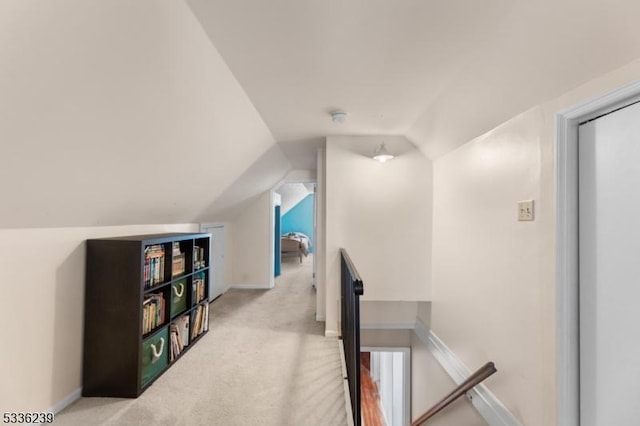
201, 224, 226, 301
578, 101, 640, 425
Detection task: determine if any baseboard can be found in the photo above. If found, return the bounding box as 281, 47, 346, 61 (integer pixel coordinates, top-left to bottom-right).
47, 387, 81, 418
360, 322, 416, 330
325, 329, 339, 337
230, 284, 270, 290
414, 320, 522, 426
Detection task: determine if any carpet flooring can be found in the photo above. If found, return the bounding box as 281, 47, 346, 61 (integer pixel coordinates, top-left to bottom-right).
54, 255, 348, 425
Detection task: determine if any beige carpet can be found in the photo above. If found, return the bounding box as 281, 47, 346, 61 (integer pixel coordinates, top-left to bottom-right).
55, 255, 348, 425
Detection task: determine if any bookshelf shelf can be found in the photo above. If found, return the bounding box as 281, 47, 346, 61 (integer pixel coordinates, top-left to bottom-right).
82, 232, 211, 398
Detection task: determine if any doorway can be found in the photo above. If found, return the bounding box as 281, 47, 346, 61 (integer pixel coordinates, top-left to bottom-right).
273, 182, 316, 287
361, 347, 411, 426
556, 81, 640, 426
200, 223, 226, 301
577, 101, 640, 425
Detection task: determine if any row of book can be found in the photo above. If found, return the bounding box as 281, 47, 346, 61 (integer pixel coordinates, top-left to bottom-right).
193, 273, 206, 304
142, 292, 165, 335
169, 315, 190, 362
194, 245, 206, 269
191, 303, 209, 340
144, 244, 166, 289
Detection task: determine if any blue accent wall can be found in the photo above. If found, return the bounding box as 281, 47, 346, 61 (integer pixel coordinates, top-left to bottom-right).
281, 194, 314, 251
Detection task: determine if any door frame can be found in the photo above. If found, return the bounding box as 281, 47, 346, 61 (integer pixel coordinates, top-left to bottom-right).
274, 204, 281, 277
361, 346, 411, 426
271, 180, 318, 286
555, 80, 640, 426
200, 222, 228, 299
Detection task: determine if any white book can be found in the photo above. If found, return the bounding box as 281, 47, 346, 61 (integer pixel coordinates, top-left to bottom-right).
203, 304, 209, 332
179, 316, 189, 347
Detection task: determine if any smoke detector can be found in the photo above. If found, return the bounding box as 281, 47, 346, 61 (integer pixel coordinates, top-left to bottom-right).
330, 110, 347, 123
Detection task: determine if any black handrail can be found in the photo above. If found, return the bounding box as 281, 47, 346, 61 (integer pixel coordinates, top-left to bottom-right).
340, 248, 364, 426
411, 361, 497, 425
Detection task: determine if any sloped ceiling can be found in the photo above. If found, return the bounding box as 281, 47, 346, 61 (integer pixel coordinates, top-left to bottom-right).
0, 0, 289, 228
5, 0, 640, 229
200, 144, 292, 221
276, 183, 312, 215
188, 0, 640, 162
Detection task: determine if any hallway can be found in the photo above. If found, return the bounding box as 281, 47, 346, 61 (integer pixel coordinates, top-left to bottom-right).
54, 255, 348, 425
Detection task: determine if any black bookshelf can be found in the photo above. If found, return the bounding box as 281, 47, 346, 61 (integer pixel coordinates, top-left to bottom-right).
83, 232, 211, 397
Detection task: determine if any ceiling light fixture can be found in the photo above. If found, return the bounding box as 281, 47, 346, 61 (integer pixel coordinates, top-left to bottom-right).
330, 110, 347, 123
373, 142, 394, 163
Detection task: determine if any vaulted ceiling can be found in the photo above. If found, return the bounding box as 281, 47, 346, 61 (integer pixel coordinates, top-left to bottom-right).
188, 0, 640, 163
3, 0, 640, 229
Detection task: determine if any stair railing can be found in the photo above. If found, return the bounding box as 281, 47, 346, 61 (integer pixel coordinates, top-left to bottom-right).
340, 248, 364, 426
412, 361, 497, 425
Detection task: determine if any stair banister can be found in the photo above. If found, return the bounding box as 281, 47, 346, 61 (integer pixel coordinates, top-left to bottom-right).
412, 361, 497, 425
340, 248, 364, 426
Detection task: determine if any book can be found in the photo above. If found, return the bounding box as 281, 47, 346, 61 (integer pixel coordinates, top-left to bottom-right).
203, 304, 209, 332
176, 315, 189, 348
142, 292, 165, 334
144, 245, 166, 288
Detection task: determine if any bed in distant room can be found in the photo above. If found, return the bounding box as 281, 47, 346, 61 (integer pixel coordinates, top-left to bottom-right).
280, 232, 311, 263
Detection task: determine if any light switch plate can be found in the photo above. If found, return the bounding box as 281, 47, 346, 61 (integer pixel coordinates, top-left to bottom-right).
518, 200, 534, 221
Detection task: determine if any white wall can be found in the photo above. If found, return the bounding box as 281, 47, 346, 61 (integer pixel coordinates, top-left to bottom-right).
229, 191, 272, 288
429, 56, 640, 426
361, 330, 412, 348
0, 0, 276, 229
324, 136, 432, 335
0, 223, 198, 413
360, 301, 418, 329
432, 105, 548, 423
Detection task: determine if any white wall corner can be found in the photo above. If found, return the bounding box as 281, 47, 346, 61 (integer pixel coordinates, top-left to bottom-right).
414, 316, 430, 342
325, 330, 339, 337
414, 328, 522, 426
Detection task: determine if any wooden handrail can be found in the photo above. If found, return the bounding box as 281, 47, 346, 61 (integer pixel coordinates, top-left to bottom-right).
411, 361, 497, 425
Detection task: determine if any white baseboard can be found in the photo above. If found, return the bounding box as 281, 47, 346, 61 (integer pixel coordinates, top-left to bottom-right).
230, 284, 270, 290
46, 387, 81, 419
360, 322, 416, 330
325, 329, 339, 337
414, 319, 522, 426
